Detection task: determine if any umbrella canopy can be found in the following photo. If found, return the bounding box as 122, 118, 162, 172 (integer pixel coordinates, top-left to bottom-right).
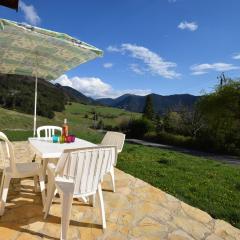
0, 18, 103, 135
0, 18, 103, 80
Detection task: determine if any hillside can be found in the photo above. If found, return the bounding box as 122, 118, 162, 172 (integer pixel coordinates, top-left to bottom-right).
0, 74, 199, 118
55, 84, 95, 104
0, 102, 141, 141
0, 74, 96, 118
0, 74, 66, 118
97, 93, 199, 114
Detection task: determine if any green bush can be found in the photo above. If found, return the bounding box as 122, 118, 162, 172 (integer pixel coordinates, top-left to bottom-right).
119, 118, 130, 132
96, 119, 104, 129
144, 131, 195, 148
197, 80, 240, 155
127, 118, 153, 138
104, 125, 113, 131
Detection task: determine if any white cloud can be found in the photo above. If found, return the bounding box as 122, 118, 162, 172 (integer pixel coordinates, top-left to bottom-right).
19, 1, 40, 26
103, 62, 113, 68
178, 21, 198, 31
106, 46, 121, 52
190, 63, 240, 75
129, 64, 144, 75
52, 74, 151, 99
232, 53, 240, 60
107, 43, 180, 79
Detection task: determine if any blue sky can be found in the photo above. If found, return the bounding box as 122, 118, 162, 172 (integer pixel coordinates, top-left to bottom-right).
1, 0, 240, 98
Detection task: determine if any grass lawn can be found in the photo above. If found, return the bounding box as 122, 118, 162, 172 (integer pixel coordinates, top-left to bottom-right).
1, 104, 240, 228
118, 144, 240, 229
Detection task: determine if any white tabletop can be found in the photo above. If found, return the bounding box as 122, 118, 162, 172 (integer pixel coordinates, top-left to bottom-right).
28, 137, 96, 159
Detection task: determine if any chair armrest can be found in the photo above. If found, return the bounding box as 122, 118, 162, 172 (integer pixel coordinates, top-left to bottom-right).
55, 177, 74, 193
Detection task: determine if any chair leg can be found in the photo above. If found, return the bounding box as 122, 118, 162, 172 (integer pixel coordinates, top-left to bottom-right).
0, 175, 11, 216
33, 175, 39, 192
54, 188, 58, 197
109, 167, 116, 192
61, 192, 73, 240
38, 174, 46, 206
97, 183, 106, 229
44, 179, 56, 217
0, 172, 5, 197
89, 195, 96, 207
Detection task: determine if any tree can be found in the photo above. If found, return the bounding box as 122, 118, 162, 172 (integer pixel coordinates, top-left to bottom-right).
196, 79, 240, 154
127, 118, 153, 138
97, 119, 104, 129
155, 115, 164, 135
163, 111, 183, 134
179, 107, 204, 138
92, 110, 98, 129
143, 95, 154, 120
0, 73, 66, 118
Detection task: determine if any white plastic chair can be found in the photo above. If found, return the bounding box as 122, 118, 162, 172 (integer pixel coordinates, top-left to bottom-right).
0, 132, 46, 216
101, 131, 125, 154
37, 125, 62, 140
44, 146, 117, 240
100, 131, 125, 192
36, 125, 62, 179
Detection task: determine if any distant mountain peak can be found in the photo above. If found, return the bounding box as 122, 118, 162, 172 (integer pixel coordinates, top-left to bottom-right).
54, 84, 95, 104
97, 93, 199, 114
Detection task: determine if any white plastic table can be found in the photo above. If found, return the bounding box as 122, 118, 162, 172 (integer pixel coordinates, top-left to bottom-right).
28, 137, 96, 195
28, 137, 96, 159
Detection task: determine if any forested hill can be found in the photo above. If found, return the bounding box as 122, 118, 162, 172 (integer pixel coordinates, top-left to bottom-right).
0, 74, 95, 118
0, 74, 199, 119
55, 83, 94, 104
97, 93, 199, 114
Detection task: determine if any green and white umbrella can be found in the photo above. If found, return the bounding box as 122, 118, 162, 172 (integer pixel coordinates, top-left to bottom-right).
0, 18, 103, 136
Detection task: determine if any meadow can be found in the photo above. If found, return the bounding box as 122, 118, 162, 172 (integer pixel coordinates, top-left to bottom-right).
0, 102, 140, 142
1, 103, 240, 228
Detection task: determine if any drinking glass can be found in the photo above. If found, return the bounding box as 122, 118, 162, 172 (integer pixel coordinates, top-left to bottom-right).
70, 135, 75, 142
52, 135, 59, 143
66, 135, 72, 143
60, 136, 65, 143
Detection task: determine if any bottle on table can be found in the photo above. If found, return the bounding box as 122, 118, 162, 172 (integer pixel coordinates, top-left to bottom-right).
62, 118, 69, 138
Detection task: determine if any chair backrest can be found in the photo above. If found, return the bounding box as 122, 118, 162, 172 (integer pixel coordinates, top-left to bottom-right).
0, 132, 16, 173
55, 146, 117, 196
101, 131, 125, 154
37, 126, 62, 140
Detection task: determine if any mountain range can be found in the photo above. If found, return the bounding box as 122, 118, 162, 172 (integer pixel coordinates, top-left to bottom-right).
54, 84, 200, 114
97, 93, 199, 114
0, 74, 199, 117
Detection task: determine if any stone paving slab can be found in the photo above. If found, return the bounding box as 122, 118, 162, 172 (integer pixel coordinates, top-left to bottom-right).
0, 141, 239, 240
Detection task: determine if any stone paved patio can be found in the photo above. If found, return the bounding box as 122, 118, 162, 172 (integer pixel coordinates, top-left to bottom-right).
0, 141, 240, 240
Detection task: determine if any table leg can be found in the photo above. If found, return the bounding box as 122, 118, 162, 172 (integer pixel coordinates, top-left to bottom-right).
42, 159, 48, 182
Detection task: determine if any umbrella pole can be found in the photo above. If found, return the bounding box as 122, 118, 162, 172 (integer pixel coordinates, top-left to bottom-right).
33, 73, 38, 137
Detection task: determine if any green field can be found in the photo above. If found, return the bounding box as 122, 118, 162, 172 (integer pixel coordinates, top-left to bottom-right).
0, 102, 140, 142
0, 103, 240, 228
